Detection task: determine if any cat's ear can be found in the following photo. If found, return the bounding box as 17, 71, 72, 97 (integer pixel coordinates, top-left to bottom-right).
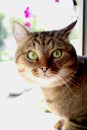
12, 21, 29, 42
62, 20, 77, 36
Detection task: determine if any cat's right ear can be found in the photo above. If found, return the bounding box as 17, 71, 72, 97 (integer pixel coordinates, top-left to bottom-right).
12, 21, 29, 42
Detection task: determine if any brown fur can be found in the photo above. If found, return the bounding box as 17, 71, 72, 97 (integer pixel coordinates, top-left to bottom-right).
13, 21, 87, 130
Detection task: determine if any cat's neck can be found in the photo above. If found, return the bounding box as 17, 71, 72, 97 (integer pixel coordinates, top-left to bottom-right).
41, 85, 68, 102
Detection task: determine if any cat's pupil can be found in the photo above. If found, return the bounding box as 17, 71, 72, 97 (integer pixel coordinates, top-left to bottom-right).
52, 49, 62, 59
27, 51, 38, 60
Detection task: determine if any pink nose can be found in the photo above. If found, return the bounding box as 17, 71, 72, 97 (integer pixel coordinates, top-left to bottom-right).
40, 66, 48, 73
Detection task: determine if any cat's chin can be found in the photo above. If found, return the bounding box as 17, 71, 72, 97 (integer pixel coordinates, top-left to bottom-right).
25, 72, 57, 88
41, 73, 51, 79
25, 71, 73, 88
35, 77, 58, 88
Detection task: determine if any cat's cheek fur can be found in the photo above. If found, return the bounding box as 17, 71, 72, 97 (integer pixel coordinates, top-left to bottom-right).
17, 65, 76, 89
23, 72, 64, 88
22, 71, 55, 88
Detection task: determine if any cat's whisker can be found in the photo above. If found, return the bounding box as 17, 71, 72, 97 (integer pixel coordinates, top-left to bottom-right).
70, 78, 80, 87
50, 71, 58, 75
31, 69, 38, 75
56, 75, 77, 97
63, 80, 77, 97
69, 75, 81, 87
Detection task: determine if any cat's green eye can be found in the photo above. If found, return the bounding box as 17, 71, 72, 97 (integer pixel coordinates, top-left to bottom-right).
27, 51, 38, 60
52, 49, 62, 59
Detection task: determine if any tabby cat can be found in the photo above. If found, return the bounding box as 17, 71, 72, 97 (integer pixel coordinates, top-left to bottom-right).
12, 20, 87, 130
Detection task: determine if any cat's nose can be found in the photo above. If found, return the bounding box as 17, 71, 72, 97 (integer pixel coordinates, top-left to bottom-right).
40, 66, 48, 73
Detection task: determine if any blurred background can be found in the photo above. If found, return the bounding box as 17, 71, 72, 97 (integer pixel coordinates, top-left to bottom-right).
0, 0, 83, 62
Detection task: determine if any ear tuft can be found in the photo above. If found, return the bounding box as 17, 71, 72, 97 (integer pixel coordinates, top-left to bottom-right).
12, 21, 29, 41
64, 20, 77, 35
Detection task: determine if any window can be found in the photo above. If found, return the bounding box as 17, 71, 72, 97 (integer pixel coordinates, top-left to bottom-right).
0, 0, 83, 59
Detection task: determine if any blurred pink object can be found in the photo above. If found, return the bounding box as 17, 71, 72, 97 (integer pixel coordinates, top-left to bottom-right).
24, 22, 31, 27
24, 7, 31, 18
55, 0, 59, 2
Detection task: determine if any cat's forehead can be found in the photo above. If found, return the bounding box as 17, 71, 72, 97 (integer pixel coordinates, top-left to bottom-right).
23, 30, 70, 52
29, 30, 65, 48
31, 30, 62, 39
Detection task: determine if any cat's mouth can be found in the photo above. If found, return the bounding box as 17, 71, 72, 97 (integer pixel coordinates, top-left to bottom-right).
42, 74, 50, 79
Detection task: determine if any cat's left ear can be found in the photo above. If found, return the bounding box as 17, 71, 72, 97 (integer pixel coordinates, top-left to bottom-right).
62, 20, 77, 36
12, 21, 29, 42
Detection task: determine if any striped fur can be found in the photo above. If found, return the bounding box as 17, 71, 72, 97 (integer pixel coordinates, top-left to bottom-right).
13, 21, 87, 130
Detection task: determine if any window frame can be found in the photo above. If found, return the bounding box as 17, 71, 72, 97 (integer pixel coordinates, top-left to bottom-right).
83, 0, 87, 55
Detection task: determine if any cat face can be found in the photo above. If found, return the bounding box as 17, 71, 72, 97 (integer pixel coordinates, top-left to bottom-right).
13, 21, 77, 88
